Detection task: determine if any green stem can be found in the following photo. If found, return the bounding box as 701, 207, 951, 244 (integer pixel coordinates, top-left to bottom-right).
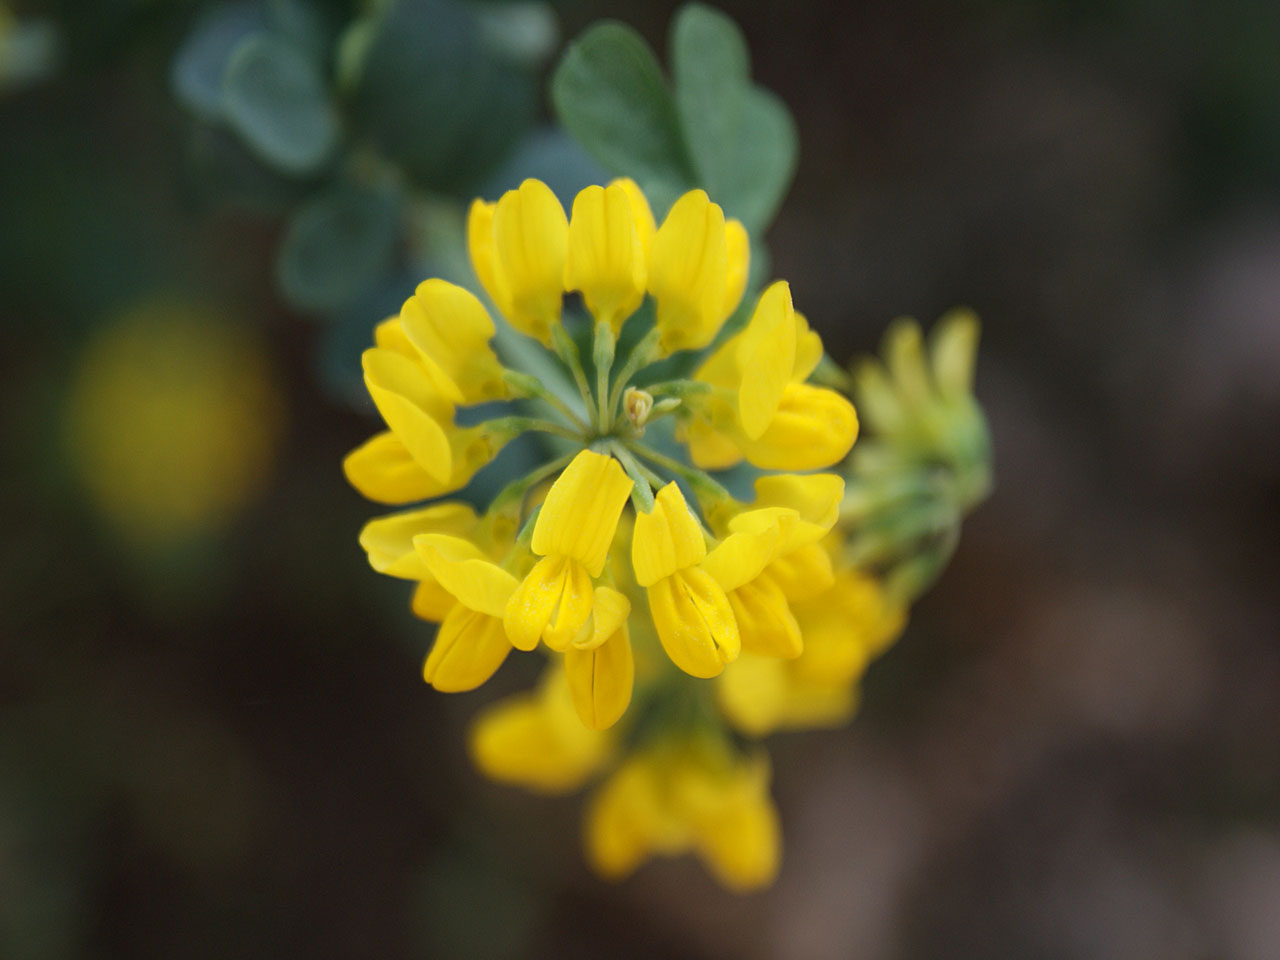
503, 369, 590, 432
483, 415, 583, 443
626, 440, 731, 502
643, 379, 713, 399
607, 327, 662, 418
608, 441, 655, 513
489, 450, 576, 516
551, 324, 596, 428
593, 320, 616, 433
812, 353, 855, 393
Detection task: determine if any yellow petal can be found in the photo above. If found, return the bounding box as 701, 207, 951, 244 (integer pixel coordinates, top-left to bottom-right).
469, 670, 613, 793
573, 585, 632, 651
422, 605, 511, 692
791, 570, 905, 685
722, 219, 750, 319
752, 473, 845, 530
361, 347, 454, 482
373, 316, 417, 359
647, 568, 740, 678
728, 575, 802, 658
343, 432, 440, 505
467, 198, 510, 316
744, 472, 844, 551
690, 760, 780, 892
631, 482, 707, 587
358, 501, 478, 579
564, 183, 646, 332
691, 333, 742, 391
492, 178, 568, 344
736, 281, 797, 440
414, 533, 519, 618
791, 311, 824, 382
564, 627, 634, 730
531, 450, 633, 576
648, 189, 729, 353
716, 655, 790, 736
610, 177, 656, 254
585, 759, 661, 879
679, 406, 744, 471
541, 558, 596, 652
719, 654, 858, 735
411, 579, 455, 622
763, 544, 834, 601
399, 279, 505, 403
344, 426, 501, 506
739, 382, 858, 470
700, 514, 784, 592
503, 555, 593, 652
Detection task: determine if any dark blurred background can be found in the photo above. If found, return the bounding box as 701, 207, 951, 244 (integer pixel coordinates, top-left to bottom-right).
3, 0, 1279, 957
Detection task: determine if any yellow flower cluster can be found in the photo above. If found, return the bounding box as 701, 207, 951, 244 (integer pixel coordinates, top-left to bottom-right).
345, 178, 895, 889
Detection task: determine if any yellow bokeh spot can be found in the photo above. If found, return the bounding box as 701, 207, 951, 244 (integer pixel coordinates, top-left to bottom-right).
65, 300, 283, 547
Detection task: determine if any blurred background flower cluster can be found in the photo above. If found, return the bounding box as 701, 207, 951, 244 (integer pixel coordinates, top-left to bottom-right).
3, 0, 1279, 957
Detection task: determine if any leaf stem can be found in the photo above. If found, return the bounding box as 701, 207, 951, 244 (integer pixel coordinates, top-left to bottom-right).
593, 320, 616, 432
488, 450, 576, 516
551, 323, 597, 430
627, 439, 731, 502
503, 369, 590, 432
483, 415, 583, 443
608, 440, 655, 513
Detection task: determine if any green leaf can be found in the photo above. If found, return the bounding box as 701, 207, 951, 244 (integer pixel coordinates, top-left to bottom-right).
222, 32, 338, 175
276, 186, 401, 313
551, 22, 694, 189
479, 127, 609, 206
671, 3, 749, 202
475, 1, 559, 69
171, 3, 265, 119
266, 0, 331, 64
715, 86, 797, 233
352, 0, 536, 195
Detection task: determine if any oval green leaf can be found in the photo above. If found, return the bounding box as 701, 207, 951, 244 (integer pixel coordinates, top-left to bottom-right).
222, 32, 338, 175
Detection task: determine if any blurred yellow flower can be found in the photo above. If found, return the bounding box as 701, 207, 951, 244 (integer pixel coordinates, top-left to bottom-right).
65, 300, 282, 547
585, 737, 780, 891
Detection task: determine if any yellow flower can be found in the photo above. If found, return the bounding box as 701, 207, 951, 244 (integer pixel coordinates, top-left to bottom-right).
647, 189, 749, 354
355, 501, 499, 621
337, 136, 988, 893
682, 281, 858, 471
718, 567, 906, 736
347, 314, 510, 504
396, 280, 506, 404
700, 473, 844, 659
65, 300, 281, 547
564, 179, 655, 333
632, 482, 740, 678
358, 501, 479, 581
585, 738, 779, 891
715, 653, 858, 736
470, 669, 615, 793
504, 449, 635, 652
562, 585, 634, 730
467, 178, 569, 345
414, 533, 521, 692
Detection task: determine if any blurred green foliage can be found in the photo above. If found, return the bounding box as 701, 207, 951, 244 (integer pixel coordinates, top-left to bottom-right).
551, 5, 797, 232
